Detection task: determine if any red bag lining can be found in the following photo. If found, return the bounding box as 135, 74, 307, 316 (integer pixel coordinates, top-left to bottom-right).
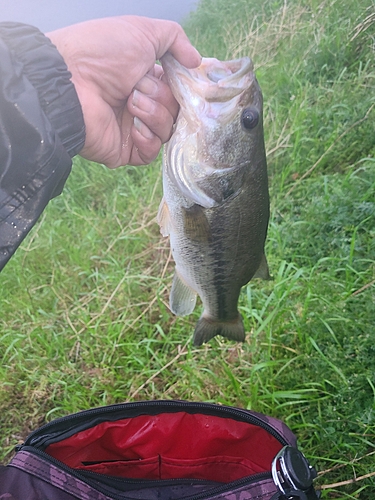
46, 412, 282, 483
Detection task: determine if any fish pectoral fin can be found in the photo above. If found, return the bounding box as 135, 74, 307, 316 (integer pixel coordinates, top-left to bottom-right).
193, 313, 245, 346
182, 205, 212, 243
253, 253, 271, 280
157, 198, 172, 237
170, 271, 197, 316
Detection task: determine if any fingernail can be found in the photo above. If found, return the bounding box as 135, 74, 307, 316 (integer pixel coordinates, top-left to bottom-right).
132, 90, 156, 114
134, 74, 159, 95
133, 116, 154, 139
132, 89, 141, 107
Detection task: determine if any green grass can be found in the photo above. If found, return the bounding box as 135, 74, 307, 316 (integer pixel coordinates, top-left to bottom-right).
1, 0, 375, 497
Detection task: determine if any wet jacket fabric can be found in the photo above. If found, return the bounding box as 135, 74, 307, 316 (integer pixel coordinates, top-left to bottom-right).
0, 22, 85, 272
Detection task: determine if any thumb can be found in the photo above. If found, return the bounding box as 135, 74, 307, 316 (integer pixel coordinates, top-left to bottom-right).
151, 19, 201, 68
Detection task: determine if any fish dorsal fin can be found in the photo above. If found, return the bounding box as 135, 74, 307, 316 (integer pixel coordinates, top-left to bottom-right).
253, 253, 271, 280
170, 271, 197, 316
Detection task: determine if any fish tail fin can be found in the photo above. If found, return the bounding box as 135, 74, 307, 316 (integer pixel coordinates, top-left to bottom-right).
193, 313, 245, 346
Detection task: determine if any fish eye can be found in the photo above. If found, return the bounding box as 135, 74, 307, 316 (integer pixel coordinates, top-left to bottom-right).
241, 107, 259, 130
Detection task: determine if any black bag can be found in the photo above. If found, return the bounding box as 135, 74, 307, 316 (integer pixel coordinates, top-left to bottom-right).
0, 400, 320, 499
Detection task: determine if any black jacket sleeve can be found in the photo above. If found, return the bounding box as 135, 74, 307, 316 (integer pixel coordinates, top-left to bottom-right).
0, 22, 85, 272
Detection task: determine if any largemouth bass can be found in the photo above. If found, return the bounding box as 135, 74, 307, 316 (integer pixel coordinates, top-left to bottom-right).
158, 53, 270, 346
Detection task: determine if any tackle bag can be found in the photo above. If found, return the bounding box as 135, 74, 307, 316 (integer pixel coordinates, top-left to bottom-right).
0, 400, 320, 499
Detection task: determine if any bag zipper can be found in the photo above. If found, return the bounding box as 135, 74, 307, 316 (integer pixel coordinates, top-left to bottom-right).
19, 400, 290, 450
81, 467, 274, 500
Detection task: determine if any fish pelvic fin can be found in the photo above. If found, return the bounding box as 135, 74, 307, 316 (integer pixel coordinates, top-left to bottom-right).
170, 271, 197, 316
253, 253, 271, 280
193, 313, 245, 346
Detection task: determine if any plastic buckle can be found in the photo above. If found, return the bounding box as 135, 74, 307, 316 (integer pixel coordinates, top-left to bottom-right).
271, 446, 320, 499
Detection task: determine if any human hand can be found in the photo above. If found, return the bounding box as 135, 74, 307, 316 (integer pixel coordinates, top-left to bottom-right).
47, 16, 201, 168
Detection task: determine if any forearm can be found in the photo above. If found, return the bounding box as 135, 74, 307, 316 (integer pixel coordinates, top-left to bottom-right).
0, 22, 85, 271
0, 17, 200, 272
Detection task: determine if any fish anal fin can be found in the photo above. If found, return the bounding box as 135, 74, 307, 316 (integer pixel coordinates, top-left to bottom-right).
253, 253, 271, 280
182, 204, 212, 243
170, 271, 197, 316
193, 313, 245, 346
157, 198, 172, 237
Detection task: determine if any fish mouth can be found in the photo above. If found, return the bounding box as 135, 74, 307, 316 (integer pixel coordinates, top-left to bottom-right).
161, 53, 255, 106
195, 57, 254, 86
